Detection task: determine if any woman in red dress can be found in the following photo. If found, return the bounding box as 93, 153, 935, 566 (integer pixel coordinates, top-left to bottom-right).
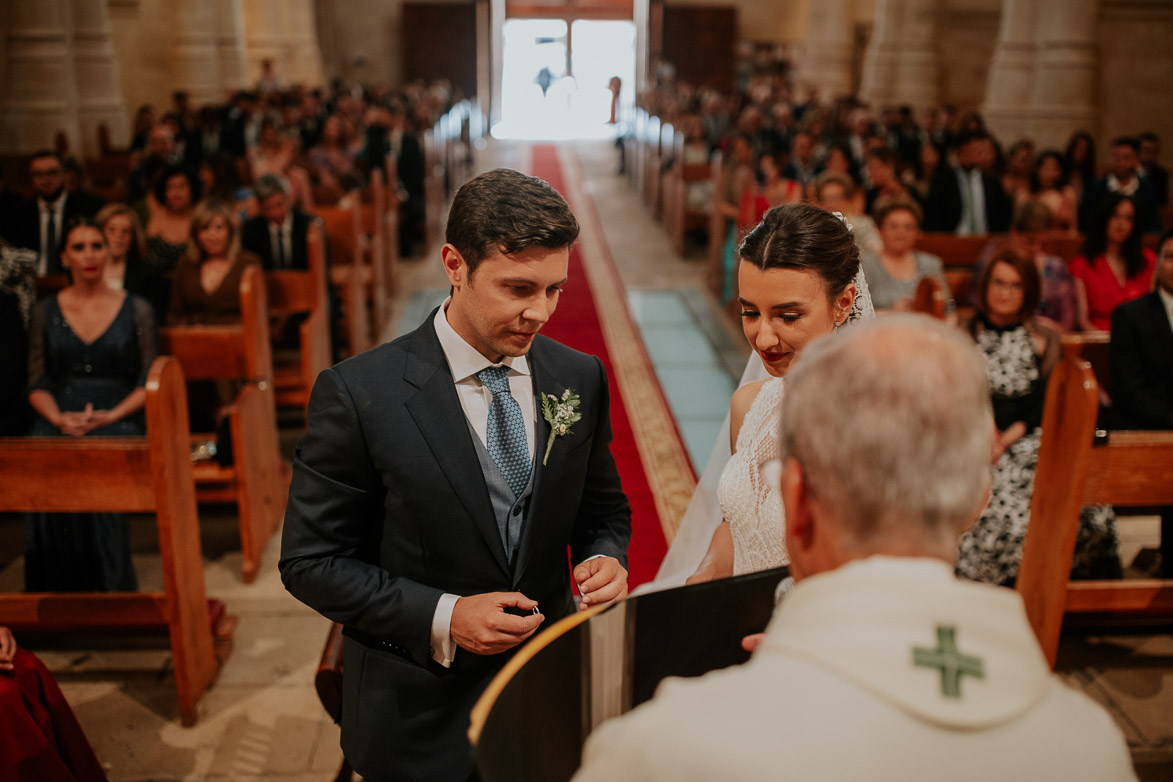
1070, 192, 1156, 332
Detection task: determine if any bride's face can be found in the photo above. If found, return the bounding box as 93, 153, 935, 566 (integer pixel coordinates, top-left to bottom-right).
738, 262, 854, 377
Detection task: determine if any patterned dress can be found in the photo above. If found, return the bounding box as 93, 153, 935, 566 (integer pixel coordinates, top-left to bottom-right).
956, 316, 1120, 585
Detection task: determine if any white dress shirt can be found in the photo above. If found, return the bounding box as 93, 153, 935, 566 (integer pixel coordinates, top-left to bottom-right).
37, 192, 67, 274
1159, 286, 1173, 335
428, 300, 536, 667
955, 166, 988, 236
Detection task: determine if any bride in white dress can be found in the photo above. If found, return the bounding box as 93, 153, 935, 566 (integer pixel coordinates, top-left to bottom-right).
668, 203, 875, 584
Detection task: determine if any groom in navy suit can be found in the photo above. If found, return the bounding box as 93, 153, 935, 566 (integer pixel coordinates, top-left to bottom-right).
280, 168, 632, 781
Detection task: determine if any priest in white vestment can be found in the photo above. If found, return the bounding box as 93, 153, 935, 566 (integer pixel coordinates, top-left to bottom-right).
573, 315, 1137, 782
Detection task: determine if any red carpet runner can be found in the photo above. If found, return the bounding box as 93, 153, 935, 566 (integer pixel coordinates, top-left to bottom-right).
526, 144, 694, 588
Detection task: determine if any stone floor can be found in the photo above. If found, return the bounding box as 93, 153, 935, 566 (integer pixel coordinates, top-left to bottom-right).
2, 138, 1170, 780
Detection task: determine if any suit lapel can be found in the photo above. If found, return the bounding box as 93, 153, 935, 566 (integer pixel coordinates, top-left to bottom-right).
1146, 293, 1173, 358
403, 316, 511, 576
513, 342, 571, 586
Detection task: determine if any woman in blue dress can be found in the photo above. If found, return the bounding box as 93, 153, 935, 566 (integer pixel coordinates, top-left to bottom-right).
25, 218, 158, 592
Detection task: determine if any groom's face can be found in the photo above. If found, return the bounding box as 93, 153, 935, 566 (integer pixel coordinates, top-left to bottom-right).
444, 243, 570, 362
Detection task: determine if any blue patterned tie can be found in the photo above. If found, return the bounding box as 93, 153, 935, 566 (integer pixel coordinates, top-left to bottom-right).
477, 366, 531, 498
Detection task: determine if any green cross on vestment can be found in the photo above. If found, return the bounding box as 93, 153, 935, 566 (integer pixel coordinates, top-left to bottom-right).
912, 625, 985, 698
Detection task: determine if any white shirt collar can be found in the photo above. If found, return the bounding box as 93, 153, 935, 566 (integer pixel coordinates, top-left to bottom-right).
1106, 172, 1140, 195
1158, 285, 1173, 319
269, 213, 293, 233
433, 297, 530, 383
38, 191, 66, 211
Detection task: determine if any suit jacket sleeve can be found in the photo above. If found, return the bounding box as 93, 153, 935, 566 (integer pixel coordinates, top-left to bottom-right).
279, 366, 444, 665
569, 357, 633, 568
1110, 303, 1173, 429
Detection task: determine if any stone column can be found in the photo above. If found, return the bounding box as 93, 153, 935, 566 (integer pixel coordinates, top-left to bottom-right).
70, 0, 128, 155
890, 0, 940, 111
242, 0, 290, 86
982, 0, 1039, 143
217, 0, 249, 93
169, 1, 223, 105
1025, 0, 1100, 149
859, 0, 900, 106
285, 0, 324, 86
798, 0, 855, 99
1, 0, 81, 154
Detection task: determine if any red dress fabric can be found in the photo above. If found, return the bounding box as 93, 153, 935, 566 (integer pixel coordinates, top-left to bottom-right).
1069, 250, 1155, 331
0, 648, 107, 781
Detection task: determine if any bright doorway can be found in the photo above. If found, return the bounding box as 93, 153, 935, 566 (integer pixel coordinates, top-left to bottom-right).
493, 18, 636, 140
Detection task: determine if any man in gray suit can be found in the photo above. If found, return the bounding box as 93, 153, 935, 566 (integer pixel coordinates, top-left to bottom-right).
280, 168, 632, 781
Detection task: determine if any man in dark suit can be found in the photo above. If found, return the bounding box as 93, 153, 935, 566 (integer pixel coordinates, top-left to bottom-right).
241, 174, 312, 270
1078, 136, 1161, 234
13, 150, 105, 274
923, 130, 1011, 234
280, 168, 632, 781
1111, 228, 1173, 576
1139, 132, 1168, 208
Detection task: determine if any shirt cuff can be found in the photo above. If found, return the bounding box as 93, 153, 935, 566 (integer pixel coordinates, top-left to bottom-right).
430, 592, 460, 668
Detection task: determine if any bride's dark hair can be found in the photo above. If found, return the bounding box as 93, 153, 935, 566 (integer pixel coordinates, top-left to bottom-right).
738, 203, 860, 299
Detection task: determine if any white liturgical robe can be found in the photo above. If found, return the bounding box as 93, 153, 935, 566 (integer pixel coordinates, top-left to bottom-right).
574, 557, 1136, 782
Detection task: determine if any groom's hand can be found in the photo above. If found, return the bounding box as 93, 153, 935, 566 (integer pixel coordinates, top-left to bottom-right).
451, 592, 544, 655
575, 557, 627, 610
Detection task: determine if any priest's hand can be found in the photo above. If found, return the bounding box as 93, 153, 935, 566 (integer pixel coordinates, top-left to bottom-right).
575, 556, 627, 610
451, 592, 544, 655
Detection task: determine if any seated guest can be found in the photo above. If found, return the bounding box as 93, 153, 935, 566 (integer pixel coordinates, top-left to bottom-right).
900, 139, 942, 208
1078, 136, 1161, 234
1028, 149, 1078, 233
249, 117, 314, 210
812, 172, 880, 255
1070, 192, 1156, 332
573, 316, 1134, 782
862, 147, 909, 216
1111, 228, 1173, 430
241, 174, 312, 270
957, 251, 1119, 585
861, 196, 952, 312
970, 201, 1078, 332
1001, 139, 1034, 208
1138, 132, 1168, 207
167, 200, 260, 326
0, 289, 29, 435
0, 626, 108, 781
95, 204, 166, 320
13, 150, 105, 274
27, 218, 157, 592
145, 163, 199, 275
924, 130, 1012, 234
307, 114, 359, 204
127, 124, 177, 203
1064, 130, 1097, 208
780, 130, 817, 188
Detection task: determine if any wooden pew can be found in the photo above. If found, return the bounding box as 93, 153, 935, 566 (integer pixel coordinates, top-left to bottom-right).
912, 276, 947, 319
664, 129, 716, 256
160, 264, 285, 583
316, 194, 371, 356
269, 220, 332, 415
1016, 358, 1173, 666
1061, 332, 1112, 399
360, 168, 389, 336
914, 233, 989, 306
641, 114, 662, 210
651, 121, 674, 221
0, 356, 226, 726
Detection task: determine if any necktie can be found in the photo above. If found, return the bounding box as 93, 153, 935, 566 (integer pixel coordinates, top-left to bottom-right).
276, 226, 287, 268
477, 366, 531, 498
44, 206, 57, 274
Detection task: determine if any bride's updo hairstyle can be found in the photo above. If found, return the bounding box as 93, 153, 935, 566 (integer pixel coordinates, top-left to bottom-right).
738, 203, 860, 300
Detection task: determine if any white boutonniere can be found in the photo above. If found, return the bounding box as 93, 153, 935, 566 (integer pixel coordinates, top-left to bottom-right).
540, 388, 582, 465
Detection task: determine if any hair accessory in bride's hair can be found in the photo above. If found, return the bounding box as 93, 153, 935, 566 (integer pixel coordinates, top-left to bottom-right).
831, 211, 854, 234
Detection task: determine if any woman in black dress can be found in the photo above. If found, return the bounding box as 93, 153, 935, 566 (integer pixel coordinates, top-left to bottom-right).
25, 218, 158, 592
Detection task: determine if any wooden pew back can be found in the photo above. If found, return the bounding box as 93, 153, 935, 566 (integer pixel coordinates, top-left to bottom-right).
316, 194, 370, 355
268, 220, 333, 413
0, 357, 219, 725
1017, 358, 1173, 666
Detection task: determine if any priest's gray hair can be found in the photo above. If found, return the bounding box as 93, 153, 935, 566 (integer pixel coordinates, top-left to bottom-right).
778, 315, 993, 554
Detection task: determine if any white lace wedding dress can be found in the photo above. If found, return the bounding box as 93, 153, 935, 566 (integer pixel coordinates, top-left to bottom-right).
716, 377, 788, 574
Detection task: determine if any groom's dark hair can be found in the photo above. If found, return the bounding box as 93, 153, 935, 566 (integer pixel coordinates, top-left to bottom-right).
446, 167, 580, 276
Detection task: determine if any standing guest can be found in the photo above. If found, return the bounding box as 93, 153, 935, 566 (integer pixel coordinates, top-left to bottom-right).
96, 204, 166, 320
1079, 136, 1161, 234
167, 200, 260, 326
26, 218, 157, 592
1138, 132, 1168, 207
1112, 229, 1173, 577
924, 130, 1011, 234
1111, 228, 1173, 430
861, 197, 952, 312
574, 316, 1135, 782
1070, 193, 1156, 332
279, 168, 632, 781
145, 163, 199, 275
0, 626, 109, 781
1028, 150, 1078, 233
957, 251, 1119, 585
14, 151, 105, 274
241, 174, 313, 271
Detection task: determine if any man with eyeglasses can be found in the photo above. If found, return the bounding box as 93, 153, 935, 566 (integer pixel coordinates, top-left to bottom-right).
15, 150, 104, 275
